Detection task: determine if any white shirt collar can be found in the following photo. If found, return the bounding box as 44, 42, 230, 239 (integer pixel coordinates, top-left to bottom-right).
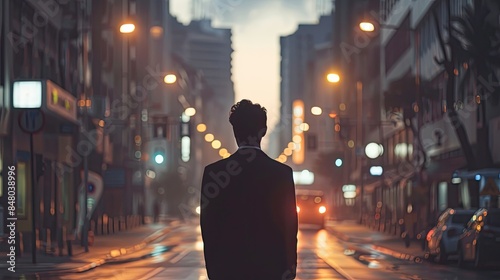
237, 145, 261, 150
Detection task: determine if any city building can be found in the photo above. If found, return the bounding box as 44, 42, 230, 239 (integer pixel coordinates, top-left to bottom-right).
0, 0, 86, 252
170, 17, 236, 164
279, 14, 333, 167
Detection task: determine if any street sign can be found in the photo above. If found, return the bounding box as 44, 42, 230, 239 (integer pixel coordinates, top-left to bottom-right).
18, 110, 45, 134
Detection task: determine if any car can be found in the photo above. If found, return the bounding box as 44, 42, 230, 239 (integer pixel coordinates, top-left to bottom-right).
457, 208, 500, 269
426, 208, 475, 263
295, 189, 327, 229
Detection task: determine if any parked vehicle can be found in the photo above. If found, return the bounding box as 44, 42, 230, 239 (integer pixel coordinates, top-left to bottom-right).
426, 208, 475, 263
458, 208, 500, 269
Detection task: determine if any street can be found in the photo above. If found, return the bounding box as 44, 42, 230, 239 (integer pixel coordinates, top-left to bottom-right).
4, 221, 499, 280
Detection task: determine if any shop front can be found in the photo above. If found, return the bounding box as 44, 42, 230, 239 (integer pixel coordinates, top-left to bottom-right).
10, 80, 78, 254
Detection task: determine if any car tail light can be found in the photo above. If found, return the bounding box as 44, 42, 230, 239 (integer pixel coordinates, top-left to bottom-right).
296, 206, 300, 213
426, 229, 434, 241
318, 206, 326, 214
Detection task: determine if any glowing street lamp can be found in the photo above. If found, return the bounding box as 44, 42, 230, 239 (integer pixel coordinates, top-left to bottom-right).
326, 73, 340, 83
205, 133, 214, 142
365, 142, 384, 159
311, 106, 323, 116
359, 22, 375, 32
197, 123, 207, 133
164, 74, 177, 84
119, 23, 136, 34
184, 107, 196, 117
212, 140, 221, 149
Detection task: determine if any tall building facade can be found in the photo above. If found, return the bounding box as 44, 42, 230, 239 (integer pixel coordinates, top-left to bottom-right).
279, 15, 333, 164
0, 0, 86, 251
170, 16, 236, 164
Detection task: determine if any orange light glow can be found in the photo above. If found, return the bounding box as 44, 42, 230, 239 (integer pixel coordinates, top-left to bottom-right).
359, 22, 375, 32
120, 23, 135, 34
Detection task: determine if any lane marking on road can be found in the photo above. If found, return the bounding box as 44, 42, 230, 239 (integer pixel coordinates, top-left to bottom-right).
170, 248, 191, 263
316, 249, 355, 280
138, 267, 165, 280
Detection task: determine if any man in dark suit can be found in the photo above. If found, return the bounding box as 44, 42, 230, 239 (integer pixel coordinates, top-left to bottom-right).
200, 100, 298, 280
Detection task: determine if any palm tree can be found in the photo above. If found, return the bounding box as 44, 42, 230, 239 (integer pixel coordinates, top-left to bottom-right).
450, 0, 500, 168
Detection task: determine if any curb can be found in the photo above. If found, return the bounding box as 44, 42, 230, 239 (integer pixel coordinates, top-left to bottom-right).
30, 222, 179, 276
369, 244, 425, 263
325, 226, 426, 264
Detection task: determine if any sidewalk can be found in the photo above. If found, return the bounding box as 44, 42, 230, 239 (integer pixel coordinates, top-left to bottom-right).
326, 220, 427, 262
0, 218, 180, 275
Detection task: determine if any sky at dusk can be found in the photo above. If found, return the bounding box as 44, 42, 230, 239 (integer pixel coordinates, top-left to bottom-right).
170, 0, 331, 148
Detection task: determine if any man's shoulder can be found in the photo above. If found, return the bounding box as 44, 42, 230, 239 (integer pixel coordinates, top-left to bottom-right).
204, 153, 292, 174
204, 158, 230, 171
268, 159, 293, 173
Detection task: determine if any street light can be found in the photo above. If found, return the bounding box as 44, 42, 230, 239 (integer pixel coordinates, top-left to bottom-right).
211, 140, 221, 149
196, 123, 207, 133
327, 73, 340, 83
311, 106, 323, 116
205, 133, 214, 142
359, 22, 375, 32
119, 23, 136, 34
184, 107, 196, 117
365, 142, 384, 159
164, 74, 177, 84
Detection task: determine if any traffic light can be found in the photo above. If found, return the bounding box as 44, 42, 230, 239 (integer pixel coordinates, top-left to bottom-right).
152, 116, 169, 139
335, 158, 343, 167
133, 133, 142, 160
154, 148, 165, 164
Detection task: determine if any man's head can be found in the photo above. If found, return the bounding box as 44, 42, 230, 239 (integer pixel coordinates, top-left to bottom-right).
229, 99, 267, 146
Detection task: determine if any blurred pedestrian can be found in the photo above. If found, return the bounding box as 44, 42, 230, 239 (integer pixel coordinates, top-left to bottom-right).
200, 100, 298, 280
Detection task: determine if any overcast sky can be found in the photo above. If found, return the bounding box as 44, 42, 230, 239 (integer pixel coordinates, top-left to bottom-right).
170, 0, 331, 149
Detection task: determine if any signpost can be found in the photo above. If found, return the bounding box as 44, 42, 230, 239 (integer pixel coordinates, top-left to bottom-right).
18, 110, 45, 264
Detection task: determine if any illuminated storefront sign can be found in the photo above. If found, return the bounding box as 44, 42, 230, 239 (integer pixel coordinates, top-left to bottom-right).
46, 80, 77, 123
293, 170, 314, 185
13, 81, 43, 108
292, 100, 304, 164
13, 80, 77, 123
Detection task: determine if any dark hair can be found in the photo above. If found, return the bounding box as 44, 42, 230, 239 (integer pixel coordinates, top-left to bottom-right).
229, 99, 267, 144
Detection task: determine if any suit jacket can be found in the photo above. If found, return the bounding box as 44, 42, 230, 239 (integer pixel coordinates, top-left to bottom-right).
200, 147, 298, 280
